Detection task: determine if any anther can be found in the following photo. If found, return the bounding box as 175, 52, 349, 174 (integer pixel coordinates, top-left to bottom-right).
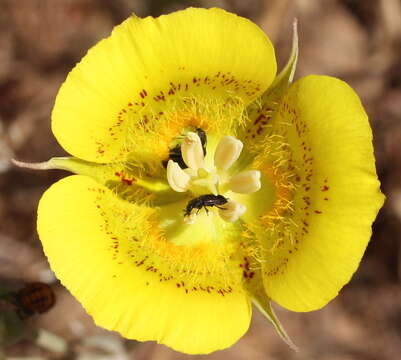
218, 200, 246, 222
167, 160, 191, 192
229, 170, 261, 194
181, 132, 205, 170
214, 136, 243, 170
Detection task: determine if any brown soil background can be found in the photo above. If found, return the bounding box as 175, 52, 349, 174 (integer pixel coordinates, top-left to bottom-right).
1, 0, 400, 359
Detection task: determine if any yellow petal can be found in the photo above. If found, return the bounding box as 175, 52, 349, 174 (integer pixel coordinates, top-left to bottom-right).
37, 175, 251, 354
52, 8, 276, 164
256, 76, 384, 311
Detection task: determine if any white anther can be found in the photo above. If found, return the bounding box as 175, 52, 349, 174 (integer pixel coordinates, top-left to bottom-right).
229, 170, 261, 194
181, 132, 205, 170
218, 200, 246, 223
167, 160, 190, 192
214, 136, 243, 170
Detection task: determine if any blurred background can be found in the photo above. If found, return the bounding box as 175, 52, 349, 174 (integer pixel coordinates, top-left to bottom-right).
0, 0, 400, 359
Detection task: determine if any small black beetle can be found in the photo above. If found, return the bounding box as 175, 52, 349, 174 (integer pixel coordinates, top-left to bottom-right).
184, 194, 228, 217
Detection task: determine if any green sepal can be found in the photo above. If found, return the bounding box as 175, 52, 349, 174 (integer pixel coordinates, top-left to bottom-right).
254, 18, 299, 115
13, 156, 114, 183
46, 157, 116, 184
234, 19, 299, 171
243, 268, 297, 351
265, 18, 299, 98
252, 294, 298, 351
13, 157, 182, 206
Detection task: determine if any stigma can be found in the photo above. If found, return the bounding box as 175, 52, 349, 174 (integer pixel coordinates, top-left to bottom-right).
166, 131, 261, 223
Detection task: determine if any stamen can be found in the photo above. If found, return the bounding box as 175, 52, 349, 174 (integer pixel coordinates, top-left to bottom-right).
214, 136, 243, 170
229, 170, 261, 194
181, 132, 205, 170
165, 132, 260, 224
219, 200, 246, 222
166, 160, 191, 192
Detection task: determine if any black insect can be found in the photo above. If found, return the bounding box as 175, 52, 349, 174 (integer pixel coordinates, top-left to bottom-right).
195, 127, 207, 151
14, 282, 56, 317
184, 194, 228, 217
163, 128, 207, 169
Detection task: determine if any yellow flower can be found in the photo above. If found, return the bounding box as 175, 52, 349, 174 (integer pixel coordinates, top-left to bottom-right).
18, 7, 384, 355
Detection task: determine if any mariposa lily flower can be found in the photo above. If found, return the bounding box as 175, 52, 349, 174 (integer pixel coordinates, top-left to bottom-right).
15, 7, 384, 354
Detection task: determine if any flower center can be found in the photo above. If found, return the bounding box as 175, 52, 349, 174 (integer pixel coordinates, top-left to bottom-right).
166, 130, 261, 224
